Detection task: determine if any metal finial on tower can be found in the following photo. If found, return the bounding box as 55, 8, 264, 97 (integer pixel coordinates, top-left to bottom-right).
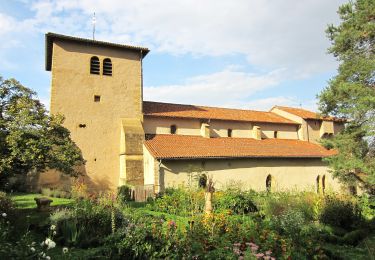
92, 12, 96, 40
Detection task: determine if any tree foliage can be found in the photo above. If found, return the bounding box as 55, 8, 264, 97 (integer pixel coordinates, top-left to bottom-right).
0, 76, 84, 187
318, 0, 375, 191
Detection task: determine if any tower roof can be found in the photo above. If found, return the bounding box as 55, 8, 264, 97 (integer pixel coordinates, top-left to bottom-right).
45, 32, 150, 71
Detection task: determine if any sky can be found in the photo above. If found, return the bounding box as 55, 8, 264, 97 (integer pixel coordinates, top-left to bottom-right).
0, 0, 346, 111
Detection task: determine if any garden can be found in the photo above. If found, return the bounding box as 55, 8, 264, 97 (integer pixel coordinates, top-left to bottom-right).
0, 179, 374, 259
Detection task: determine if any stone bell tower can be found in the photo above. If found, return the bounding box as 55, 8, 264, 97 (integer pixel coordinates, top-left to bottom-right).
45, 32, 149, 190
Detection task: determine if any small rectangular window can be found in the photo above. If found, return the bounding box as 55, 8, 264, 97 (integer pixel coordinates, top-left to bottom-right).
170, 125, 177, 134
274, 131, 278, 138
227, 129, 232, 137
94, 95, 101, 102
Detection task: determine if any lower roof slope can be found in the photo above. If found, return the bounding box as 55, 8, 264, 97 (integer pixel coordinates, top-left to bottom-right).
143, 101, 298, 125
144, 134, 336, 160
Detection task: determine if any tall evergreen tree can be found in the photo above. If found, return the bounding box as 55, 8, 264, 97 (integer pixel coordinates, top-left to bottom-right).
0, 76, 84, 189
319, 0, 375, 192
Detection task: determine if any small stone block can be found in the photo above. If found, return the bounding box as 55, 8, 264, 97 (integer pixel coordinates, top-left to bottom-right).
34, 197, 53, 211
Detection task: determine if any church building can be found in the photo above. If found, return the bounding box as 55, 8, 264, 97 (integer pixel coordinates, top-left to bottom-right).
40, 32, 345, 193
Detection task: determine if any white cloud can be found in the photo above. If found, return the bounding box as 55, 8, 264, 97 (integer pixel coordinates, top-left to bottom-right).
2, 0, 345, 76
0, 0, 344, 110
144, 67, 284, 108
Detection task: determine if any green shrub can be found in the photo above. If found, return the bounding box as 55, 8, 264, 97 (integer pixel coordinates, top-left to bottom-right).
256, 191, 322, 222
149, 187, 204, 216
274, 208, 306, 239
41, 188, 52, 197
42, 188, 71, 199
320, 196, 362, 230
358, 194, 375, 220
117, 185, 133, 202
49, 198, 122, 247
0, 192, 14, 215
214, 189, 258, 214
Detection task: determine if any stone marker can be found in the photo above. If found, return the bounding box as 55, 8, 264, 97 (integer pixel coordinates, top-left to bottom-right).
34, 197, 53, 211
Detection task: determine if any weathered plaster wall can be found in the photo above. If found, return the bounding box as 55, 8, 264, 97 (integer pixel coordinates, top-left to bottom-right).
143, 117, 299, 139
143, 117, 201, 135
270, 108, 306, 140
143, 145, 156, 186
156, 158, 342, 192
47, 39, 143, 190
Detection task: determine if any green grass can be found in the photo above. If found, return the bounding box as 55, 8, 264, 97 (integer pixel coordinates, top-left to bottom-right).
11, 193, 74, 209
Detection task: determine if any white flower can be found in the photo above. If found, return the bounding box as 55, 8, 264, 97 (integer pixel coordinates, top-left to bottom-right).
30, 247, 35, 252
50, 225, 56, 231
31, 242, 36, 246
1, 213, 6, 217
46, 256, 51, 260
44, 238, 56, 249
53, 231, 56, 235
63, 247, 69, 254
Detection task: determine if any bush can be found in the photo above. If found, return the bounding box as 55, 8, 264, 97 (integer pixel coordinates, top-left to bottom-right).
117, 185, 133, 202
149, 187, 204, 216
41, 188, 71, 199
49, 196, 123, 248
320, 196, 362, 230
256, 191, 322, 222
274, 208, 306, 238
0, 192, 14, 216
0, 175, 28, 193
214, 189, 258, 214
358, 194, 375, 220
41, 188, 52, 197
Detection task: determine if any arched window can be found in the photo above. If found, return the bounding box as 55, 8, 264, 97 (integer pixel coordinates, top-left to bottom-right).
170, 125, 177, 134
322, 175, 326, 194
266, 174, 272, 192
90, 56, 100, 75
198, 174, 207, 189
316, 175, 321, 193
103, 58, 112, 76
227, 129, 232, 137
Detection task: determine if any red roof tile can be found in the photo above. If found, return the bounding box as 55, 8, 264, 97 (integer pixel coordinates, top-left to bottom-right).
143, 101, 298, 125
274, 106, 345, 122
144, 134, 336, 159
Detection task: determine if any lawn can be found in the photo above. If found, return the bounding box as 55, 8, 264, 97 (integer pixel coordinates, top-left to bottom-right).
11, 193, 74, 209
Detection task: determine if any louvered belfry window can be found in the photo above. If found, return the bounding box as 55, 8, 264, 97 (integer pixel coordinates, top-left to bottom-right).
90, 56, 100, 75
103, 58, 112, 76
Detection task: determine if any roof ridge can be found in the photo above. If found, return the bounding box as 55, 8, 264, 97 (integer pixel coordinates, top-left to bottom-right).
144, 100, 283, 114
46, 32, 149, 51
274, 105, 316, 112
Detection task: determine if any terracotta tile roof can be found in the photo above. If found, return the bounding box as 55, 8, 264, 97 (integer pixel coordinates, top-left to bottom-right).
144, 134, 336, 159
143, 101, 298, 125
274, 106, 345, 122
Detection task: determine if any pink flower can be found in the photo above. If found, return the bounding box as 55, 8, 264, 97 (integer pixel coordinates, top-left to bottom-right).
265, 250, 272, 255
251, 245, 259, 253
255, 253, 264, 258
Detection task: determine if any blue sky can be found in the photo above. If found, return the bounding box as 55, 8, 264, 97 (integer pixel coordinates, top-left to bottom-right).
0, 0, 346, 111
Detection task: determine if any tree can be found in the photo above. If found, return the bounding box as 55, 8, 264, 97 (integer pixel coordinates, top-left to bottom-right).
318, 0, 375, 192
0, 76, 84, 189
